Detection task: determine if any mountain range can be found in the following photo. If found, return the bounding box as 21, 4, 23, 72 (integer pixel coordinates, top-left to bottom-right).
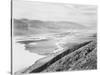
13, 19, 88, 36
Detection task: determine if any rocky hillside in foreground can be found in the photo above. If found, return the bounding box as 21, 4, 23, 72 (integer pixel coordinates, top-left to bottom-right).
15, 37, 97, 74
42, 40, 97, 72
15, 36, 97, 75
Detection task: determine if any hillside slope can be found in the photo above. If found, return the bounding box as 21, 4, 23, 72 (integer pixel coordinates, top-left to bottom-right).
43, 40, 97, 72
16, 38, 97, 74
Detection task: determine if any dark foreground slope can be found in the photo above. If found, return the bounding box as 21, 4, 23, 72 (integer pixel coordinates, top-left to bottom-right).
15, 38, 97, 74
43, 40, 97, 72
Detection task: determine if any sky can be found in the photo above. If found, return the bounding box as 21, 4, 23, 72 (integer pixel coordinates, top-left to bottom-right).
13, 0, 97, 27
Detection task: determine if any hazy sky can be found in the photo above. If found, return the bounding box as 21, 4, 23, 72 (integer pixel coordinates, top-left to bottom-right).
13, 0, 97, 27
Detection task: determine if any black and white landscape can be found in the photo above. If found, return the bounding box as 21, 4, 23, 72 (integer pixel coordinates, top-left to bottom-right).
12, 0, 97, 75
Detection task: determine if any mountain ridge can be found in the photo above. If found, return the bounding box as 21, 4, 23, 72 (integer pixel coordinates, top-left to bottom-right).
13, 18, 87, 36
